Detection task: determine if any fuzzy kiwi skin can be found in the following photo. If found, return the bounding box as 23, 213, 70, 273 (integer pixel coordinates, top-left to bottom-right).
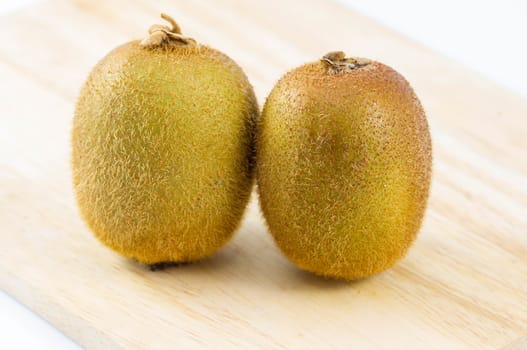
72, 41, 258, 264
256, 59, 432, 280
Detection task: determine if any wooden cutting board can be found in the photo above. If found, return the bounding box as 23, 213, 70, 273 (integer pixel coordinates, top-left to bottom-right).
1, 0, 526, 349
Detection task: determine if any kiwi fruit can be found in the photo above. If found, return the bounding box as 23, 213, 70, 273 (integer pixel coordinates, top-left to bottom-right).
256, 51, 432, 280
72, 14, 258, 266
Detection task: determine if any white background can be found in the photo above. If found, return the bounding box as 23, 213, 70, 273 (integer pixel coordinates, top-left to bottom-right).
1, 0, 526, 349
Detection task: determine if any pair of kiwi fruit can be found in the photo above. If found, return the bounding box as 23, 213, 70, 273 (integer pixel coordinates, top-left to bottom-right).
72, 15, 432, 280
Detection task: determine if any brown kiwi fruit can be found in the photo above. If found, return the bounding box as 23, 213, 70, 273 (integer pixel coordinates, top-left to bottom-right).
72, 14, 258, 267
256, 51, 432, 280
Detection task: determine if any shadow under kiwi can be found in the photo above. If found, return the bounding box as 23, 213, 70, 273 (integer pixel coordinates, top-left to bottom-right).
278, 260, 376, 290
122, 242, 242, 275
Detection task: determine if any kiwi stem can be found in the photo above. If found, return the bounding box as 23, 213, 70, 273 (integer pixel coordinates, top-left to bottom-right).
140, 13, 197, 49
321, 51, 371, 73
160, 13, 181, 34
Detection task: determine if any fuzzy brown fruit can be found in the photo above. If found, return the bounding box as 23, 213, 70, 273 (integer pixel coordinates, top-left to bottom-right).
72, 14, 258, 266
257, 51, 432, 280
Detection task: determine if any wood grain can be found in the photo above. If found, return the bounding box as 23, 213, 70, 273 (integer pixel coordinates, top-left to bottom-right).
0, 0, 526, 349
502, 335, 527, 350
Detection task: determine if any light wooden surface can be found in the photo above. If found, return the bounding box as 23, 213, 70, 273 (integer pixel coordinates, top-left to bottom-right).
1, 0, 526, 349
